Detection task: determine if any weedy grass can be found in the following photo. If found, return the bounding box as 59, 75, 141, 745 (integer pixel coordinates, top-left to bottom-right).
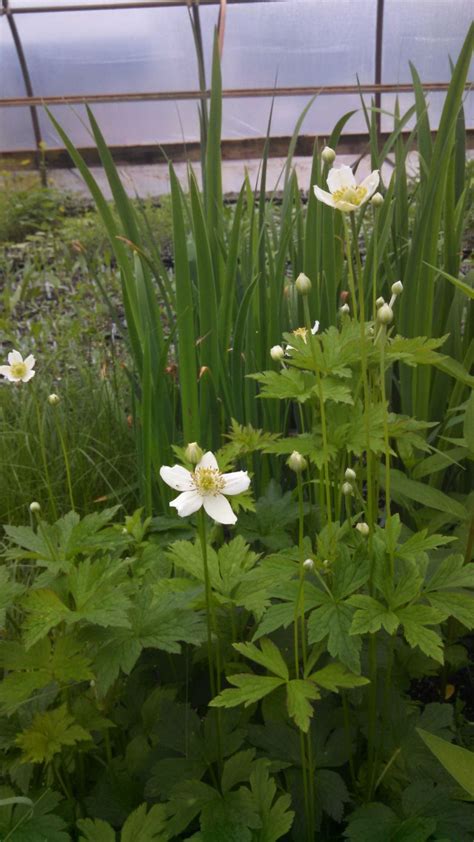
0, 22, 472, 842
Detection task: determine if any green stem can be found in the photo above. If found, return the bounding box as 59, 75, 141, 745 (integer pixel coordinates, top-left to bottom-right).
198, 510, 223, 772
379, 328, 393, 576
34, 397, 57, 520
52, 409, 76, 512
198, 510, 216, 699
342, 691, 356, 788
302, 296, 332, 525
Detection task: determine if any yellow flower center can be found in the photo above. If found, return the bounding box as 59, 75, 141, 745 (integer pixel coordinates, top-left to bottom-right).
11, 362, 27, 379
293, 327, 308, 343
332, 186, 367, 206
193, 467, 225, 496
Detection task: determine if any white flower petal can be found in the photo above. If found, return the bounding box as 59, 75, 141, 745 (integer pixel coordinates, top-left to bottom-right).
313, 185, 336, 208
203, 493, 237, 525
160, 464, 194, 491
0, 368, 18, 382
7, 350, 22, 365
359, 170, 380, 201
311, 320, 320, 335
334, 199, 359, 212
222, 471, 250, 495
197, 451, 219, 471
23, 355, 35, 370
327, 165, 356, 193
170, 490, 203, 517
21, 370, 35, 382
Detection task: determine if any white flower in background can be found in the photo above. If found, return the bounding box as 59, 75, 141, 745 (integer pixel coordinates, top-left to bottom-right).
376, 303, 394, 325
48, 393, 60, 406
160, 451, 250, 525
314, 165, 379, 212
345, 467, 356, 481
339, 303, 350, 315
303, 558, 314, 571
29, 501, 41, 513
371, 192, 384, 207
0, 350, 36, 383
356, 522, 370, 536
287, 321, 319, 352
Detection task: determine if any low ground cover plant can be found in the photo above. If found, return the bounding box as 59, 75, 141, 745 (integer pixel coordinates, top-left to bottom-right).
0, 24, 473, 842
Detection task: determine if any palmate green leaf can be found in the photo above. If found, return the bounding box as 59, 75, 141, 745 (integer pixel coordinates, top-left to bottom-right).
286, 679, 320, 732
308, 598, 361, 673
21, 590, 72, 650
16, 704, 90, 764
0, 566, 24, 628
67, 557, 132, 629
311, 662, 370, 692
425, 554, 474, 590
221, 750, 257, 794
396, 530, 455, 562
78, 817, 116, 842
233, 639, 289, 680
416, 729, 474, 798
0, 636, 93, 715
166, 779, 218, 838
250, 368, 316, 403
427, 592, 474, 629
397, 605, 447, 663
349, 596, 399, 635
92, 587, 205, 695
249, 760, 294, 842
5, 789, 70, 842
121, 803, 169, 841
236, 482, 299, 551
210, 675, 285, 709
318, 769, 350, 823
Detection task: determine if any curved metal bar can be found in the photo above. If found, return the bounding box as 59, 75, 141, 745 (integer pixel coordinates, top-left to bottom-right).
2, 0, 47, 184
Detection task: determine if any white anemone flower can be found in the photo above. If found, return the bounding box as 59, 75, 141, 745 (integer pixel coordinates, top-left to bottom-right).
314, 165, 379, 213
160, 451, 250, 525
0, 350, 36, 383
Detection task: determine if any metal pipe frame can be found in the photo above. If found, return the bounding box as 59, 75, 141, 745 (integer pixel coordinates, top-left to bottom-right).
0, 81, 460, 109
1, 0, 469, 172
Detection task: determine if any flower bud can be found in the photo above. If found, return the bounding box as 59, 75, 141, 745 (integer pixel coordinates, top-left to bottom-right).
376, 303, 394, 325
295, 273, 312, 295
345, 467, 356, 481
342, 482, 353, 496
322, 559, 330, 570
303, 558, 314, 571
371, 192, 384, 207
376, 296, 385, 309
391, 280, 403, 296
356, 522, 370, 536
185, 442, 203, 465
288, 450, 307, 473
48, 393, 60, 406
321, 146, 336, 165
339, 303, 350, 315
29, 501, 41, 513
270, 344, 285, 362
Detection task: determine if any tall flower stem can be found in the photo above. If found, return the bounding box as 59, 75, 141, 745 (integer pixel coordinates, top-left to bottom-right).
343, 213, 378, 800
51, 408, 76, 512
34, 397, 57, 520
198, 510, 216, 698
197, 509, 223, 772
302, 297, 332, 525
294, 472, 314, 841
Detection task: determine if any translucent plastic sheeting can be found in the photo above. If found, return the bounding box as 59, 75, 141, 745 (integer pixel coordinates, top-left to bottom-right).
0, 0, 472, 152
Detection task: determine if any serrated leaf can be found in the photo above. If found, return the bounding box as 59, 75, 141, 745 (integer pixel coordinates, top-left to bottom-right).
286, 679, 320, 732
348, 596, 399, 635
249, 759, 294, 842
78, 817, 116, 842
397, 605, 446, 663
344, 803, 398, 841
210, 675, 285, 709
21, 590, 72, 650
16, 704, 90, 764
308, 598, 361, 673
221, 749, 256, 794
425, 554, 474, 591
121, 803, 169, 841
318, 768, 349, 823
311, 662, 370, 692
427, 591, 474, 629
233, 639, 289, 681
